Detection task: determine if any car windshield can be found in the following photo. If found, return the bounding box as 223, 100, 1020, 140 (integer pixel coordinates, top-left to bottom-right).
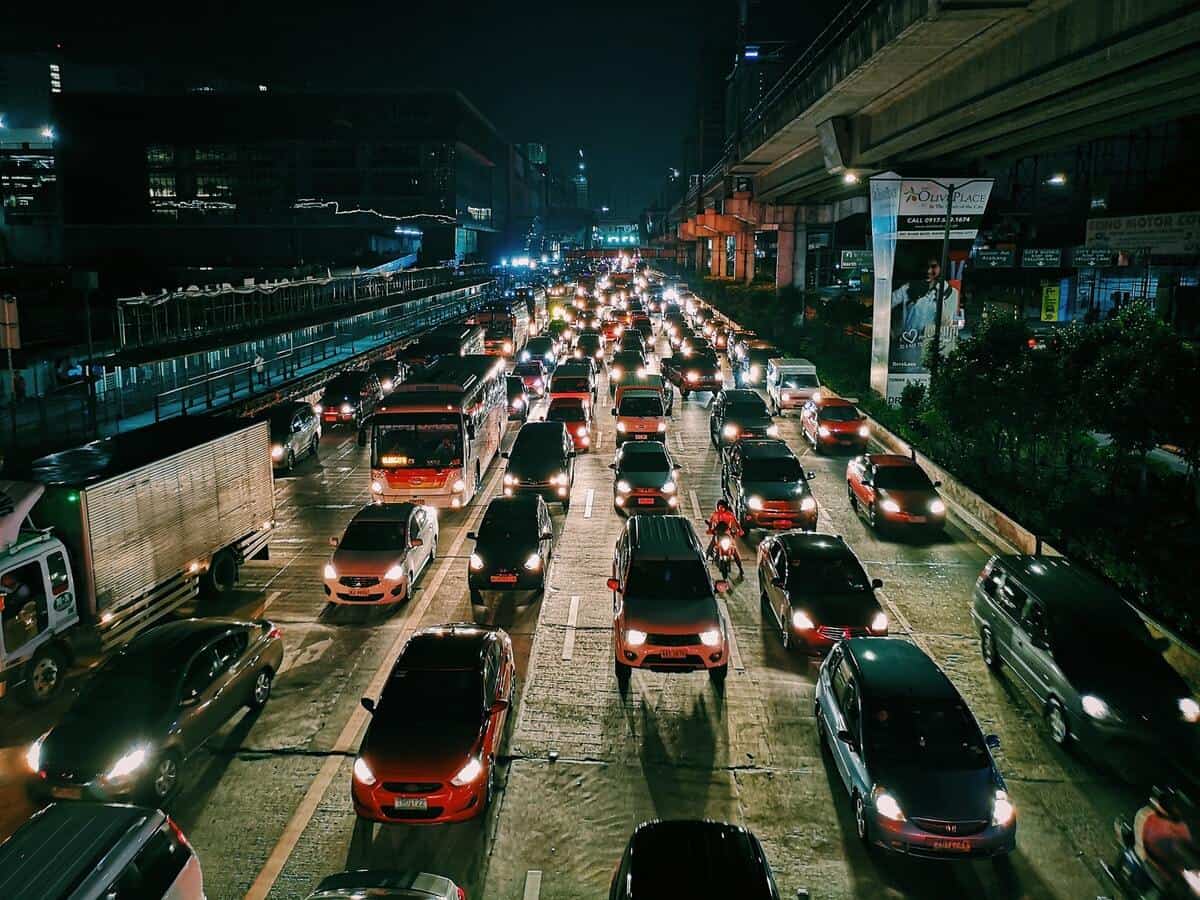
548, 403, 586, 422
322, 376, 359, 398
874, 466, 933, 491
742, 457, 802, 482
620, 451, 669, 473
512, 428, 564, 456
865, 699, 989, 770
782, 373, 819, 388
373, 415, 463, 468
514, 363, 542, 376
620, 396, 664, 417
819, 405, 860, 422
80, 665, 175, 715
728, 400, 768, 418
552, 376, 590, 393
624, 560, 712, 605
340, 519, 406, 551
381, 667, 482, 717
788, 555, 870, 593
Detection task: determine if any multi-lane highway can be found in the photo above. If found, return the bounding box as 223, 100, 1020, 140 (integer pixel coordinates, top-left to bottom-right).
0, 327, 1143, 899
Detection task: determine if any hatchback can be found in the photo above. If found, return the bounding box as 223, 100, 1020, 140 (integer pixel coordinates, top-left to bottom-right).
847, 454, 945, 532
801, 396, 868, 453
502, 421, 576, 510
710, 389, 778, 447
467, 495, 554, 616
323, 503, 438, 605
723, 439, 817, 532
512, 360, 548, 398
610, 440, 681, 514
506, 375, 530, 422
547, 395, 593, 451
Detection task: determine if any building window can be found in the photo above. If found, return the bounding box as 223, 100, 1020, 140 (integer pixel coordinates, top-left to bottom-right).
195, 174, 234, 199
146, 145, 175, 167
194, 145, 235, 164
48, 63, 62, 94
148, 174, 177, 199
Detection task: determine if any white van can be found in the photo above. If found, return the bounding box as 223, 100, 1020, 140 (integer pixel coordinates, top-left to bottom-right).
766, 358, 821, 414
0, 803, 204, 899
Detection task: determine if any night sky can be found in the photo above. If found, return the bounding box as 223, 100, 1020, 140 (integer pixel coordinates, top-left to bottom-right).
9, 0, 738, 217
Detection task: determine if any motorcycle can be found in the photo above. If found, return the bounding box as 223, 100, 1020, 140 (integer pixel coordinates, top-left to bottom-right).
1102, 815, 1200, 899
708, 531, 740, 580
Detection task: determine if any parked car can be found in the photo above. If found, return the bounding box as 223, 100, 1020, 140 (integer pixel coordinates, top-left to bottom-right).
758, 532, 886, 652
467, 495, 554, 618
0, 802, 204, 900
815, 637, 1017, 858
323, 503, 438, 606
801, 395, 868, 453
608, 516, 730, 690
305, 870, 467, 900
972, 554, 1200, 766
506, 375, 530, 422
709, 389, 778, 448
547, 395, 593, 451
846, 454, 945, 533
610, 440, 681, 514
722, 439, 817, 532
28, 618, 283, 805
266, 400, 320, 472
318, 371, 384, 430
609, 820, 782, 899
502, 421, 576, 510
353, 624, 514, 824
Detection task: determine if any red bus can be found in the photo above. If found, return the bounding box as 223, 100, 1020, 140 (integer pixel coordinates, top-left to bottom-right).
472, 301, 530, 357
369, 356, 506, 509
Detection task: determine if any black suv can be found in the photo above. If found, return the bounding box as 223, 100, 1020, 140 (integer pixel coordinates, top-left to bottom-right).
506, 375, 530, 422
709, 389, 778, 447
609, 820, 782, 900
758, 532, 887, 653
736, 341, 781, 387
502, 421, 576, 510
722, 438, 817, 531
467, 495, 555, 619
319, 371, 383, 431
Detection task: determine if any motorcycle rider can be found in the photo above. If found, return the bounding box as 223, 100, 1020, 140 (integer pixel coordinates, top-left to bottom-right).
1133, 786, 1199, 897
706, 498, 744, 578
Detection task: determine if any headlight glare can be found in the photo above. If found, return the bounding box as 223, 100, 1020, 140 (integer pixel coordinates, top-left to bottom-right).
880, 498, 901, 514
1082, 694, 1110, 719
800, 496, 817, 512
747, 496, 764, 511
722, 424, 738, 439
353, 756, 376, 785
384, 564, 404, 580
699, 629, 721, 647
625, 628, 647, 647
992, 789, 1016, 827
873, 787, 905, 822
106, 746, 149, 781
929, 499, 946, 515
451, 756, 484, 786
616, 480, 632, 493
469, 553, 485, 571
1180, 697, 1200, 723
870, 612, 888, 632
324, 563, 337, 580
792, 610, 814, 630
523, 553, 542, 571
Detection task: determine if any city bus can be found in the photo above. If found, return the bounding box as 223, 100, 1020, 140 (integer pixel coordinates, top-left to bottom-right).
369, 355, 507, 509
398, 323, 485, 369
515, 285, 548, 334
473, 301, 530, 357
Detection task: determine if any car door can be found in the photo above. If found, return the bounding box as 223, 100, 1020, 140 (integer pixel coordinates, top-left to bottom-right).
765, 540, 789, 631
178, 647, 225, 752
1014, 596, 1056, 703
852, 458, 874, 507
821, 658, 855, 791
482, 642, 508, 756
983, 567, 1020, 663
539, 502, 553, 563
209, 630, 252, 721
408, 507, 429, 574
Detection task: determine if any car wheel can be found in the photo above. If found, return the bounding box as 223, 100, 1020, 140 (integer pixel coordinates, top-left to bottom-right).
981, 627, 1001, 672
1046, 698, 1070, 747
615, 660, 631, 691
20, 645, 66, 706
248, 668, 273, 709
148, 751, 181, 804
854, 793, 870, 845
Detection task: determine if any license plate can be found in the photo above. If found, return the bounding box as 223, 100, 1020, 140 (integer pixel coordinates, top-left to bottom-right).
634, 434, 648, 440
637, 497, 655, 505
774, 520, 794, 529
394, 798, 428, 811
491, 574, 518, 584
931, 839, 971, 852
50, 786, 83, 800
658, 647, 688, 658
906, 515, 927, 523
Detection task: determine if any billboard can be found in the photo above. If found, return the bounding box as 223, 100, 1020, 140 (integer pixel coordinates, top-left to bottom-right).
1085, 210, 1200, 255
869, 174, 993, 403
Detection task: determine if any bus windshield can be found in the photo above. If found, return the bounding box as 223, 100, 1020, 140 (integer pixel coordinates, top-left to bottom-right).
374, 414, 464, 468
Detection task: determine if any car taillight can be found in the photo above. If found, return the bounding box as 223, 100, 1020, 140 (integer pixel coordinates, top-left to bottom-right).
167, 815, 193, 850
457, 888, 467, 900
265, 623, 281, 640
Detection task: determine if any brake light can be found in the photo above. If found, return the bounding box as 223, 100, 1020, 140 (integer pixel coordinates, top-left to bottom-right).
457, 888, 467, 900
265, 623, 281, 640
167, 815, 193, 850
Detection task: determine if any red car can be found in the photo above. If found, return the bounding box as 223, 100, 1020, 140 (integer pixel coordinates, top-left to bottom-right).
353, 624, 514, 824
800, 396, 869, 453
512, 360, 548, 398
846, 454, 946, 532
547, 395, 593, 451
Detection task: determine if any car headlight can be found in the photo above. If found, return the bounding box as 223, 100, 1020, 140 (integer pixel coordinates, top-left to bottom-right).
353, 756, 377, 785
452, 478, 466, 492
625, 628, 647, 647
722, 424, 739, 439
715, 371, 724, 381
617, 480, 632, 493
1180, 697, 1200, 723
340, 403, 353, 415
595, 350, 604, 359
553, 472, 569, 486
271, 444, 285, 460
384, 564, 405, 581
511, 397, 524, 409
858, 424, 870, 438
818, 425, 831, 438
747, 496, 764, 511
105, 745, 149, 781
661, 480, 676, 494
451, 756, 484, 787
381, 379, 394, 392
749, 365, 761, 379
656, 421, 667, 432
1082, 694, 1112, 719
503, 473, 517, 486
699, 629, 721, 647
992, 789, 1016, 827
611, 366, 623, 379
800, 496, 817, 512
870, 612, 888, 633
371, 480, 384, 494
929, 499, 946, 515
792, 610, 814, 630
503, 341, 513, 354
637, 368, 647, 378
616, 421, 627, 432
576, 425, 588, 437
766, 424, 780, 437
873, 786, 906, 822
687, 371, 699, 382
324, 563, 337, 580
25, 734, 46, 772
469, 553, 485, 571
781, 391, 791, 402
524, 553, 542, 571
718, 536, 733, 551
880, 498, 901, 514
314, 404, 323, 414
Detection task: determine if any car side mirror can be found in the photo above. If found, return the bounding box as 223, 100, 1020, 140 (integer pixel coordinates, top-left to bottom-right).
606, 577, 621, 592
608, 463, 617, 470
610, 408, 617, 416
933, 480, 942, 488
466, 531, 477, 541
540, 532, 553, 541
673, 463, 682, 470
714, 579, 731, 594
837, 730, 857, 750
329, 536, 339, 547
985, 733, 1001, 750
871, 578, 884, 589
807, 470, 816, 480
491, 698, 509, 714
410, 537, 423, 548
360, 697, 376, 714
501, 451, 509, 459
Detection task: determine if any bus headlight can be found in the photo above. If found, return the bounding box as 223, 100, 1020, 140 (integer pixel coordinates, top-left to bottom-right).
371, 480, 384, 494
452, 479, 466, 492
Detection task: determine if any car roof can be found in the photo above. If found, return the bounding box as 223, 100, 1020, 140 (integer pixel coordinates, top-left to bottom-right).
619, 439, 668, 456
123, 618, 249, 662
737, 439, 794, 459
867, 453, 919, 467
992, 555, 1125, 615
816, 396, 856, 409
0, 803, 165, 898
349, 502, 415, 524
309, 869, 457, 899
627, 515, 702, 558
399, 624, 495, 670
627, 820, 775, 898
777, 531, 853, 560
770, 357, 814, 368
516, 421, 567, 437
844, 638, 957, 702
723, 389, 765, 403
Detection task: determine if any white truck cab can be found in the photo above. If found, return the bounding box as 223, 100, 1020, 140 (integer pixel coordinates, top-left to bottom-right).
0, 482, 79, 704
766, 358, 821, 414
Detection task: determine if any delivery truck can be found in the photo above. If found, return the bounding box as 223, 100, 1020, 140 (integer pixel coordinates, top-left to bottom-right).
0, 417, 275, 704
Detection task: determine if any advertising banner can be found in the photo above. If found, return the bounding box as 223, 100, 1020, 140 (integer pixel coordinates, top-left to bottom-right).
1040, 285, 1061, 322
1085, 210, 1200, 255
869, 174, 993, 403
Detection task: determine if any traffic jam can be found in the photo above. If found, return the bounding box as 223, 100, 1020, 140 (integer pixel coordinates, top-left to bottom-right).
0, 266, 1197, 899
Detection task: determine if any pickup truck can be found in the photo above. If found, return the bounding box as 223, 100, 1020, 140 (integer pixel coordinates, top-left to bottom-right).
661, 351, 725, 399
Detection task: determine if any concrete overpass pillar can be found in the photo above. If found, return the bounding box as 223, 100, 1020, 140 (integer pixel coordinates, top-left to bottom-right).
776, 224, 806, 289
734, 230, 754, 282
711, 235, 726, 278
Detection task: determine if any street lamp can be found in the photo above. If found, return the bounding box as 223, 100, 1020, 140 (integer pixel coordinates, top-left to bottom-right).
1046, 173, 1067, 186
40, 125, 55, 140
843, 171, 859, 185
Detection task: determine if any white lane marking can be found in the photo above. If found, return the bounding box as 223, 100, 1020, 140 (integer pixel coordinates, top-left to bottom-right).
584, 488, 595, 518
562, 595, 580, 661
880, 590, 926, 652
277, 636, 332, 676
673, 433, 686, 453
263, 590, 282, 611
523, 870, 543, 900
595, 429, 603, 451
689, 488, 702, 519
719, 599, 745, 672
246, 467, 501, 900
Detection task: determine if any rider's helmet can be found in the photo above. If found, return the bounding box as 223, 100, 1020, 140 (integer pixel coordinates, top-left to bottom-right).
716, 498, 731, 512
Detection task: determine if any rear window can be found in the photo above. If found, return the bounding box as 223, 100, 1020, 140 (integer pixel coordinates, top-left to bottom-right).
114, 824, 190, 898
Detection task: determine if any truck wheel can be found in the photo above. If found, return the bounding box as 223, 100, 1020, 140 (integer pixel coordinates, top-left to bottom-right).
202, 550, 238, 596
20, 645, 66, 705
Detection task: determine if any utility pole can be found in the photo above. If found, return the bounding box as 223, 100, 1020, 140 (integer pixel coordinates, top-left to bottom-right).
73, 271, 99, 436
